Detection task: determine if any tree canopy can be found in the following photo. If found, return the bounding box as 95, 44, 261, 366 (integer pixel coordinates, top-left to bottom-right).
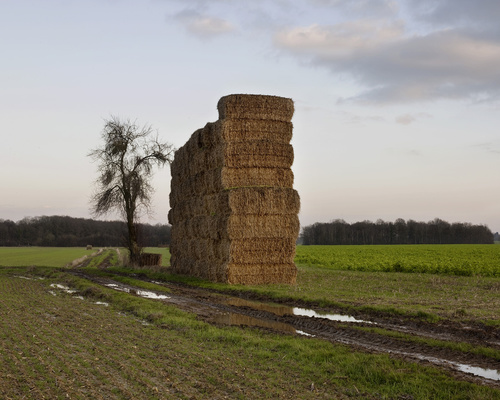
300, 218, 494, 245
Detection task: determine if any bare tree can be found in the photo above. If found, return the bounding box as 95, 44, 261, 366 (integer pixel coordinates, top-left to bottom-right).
89, 116, 175, 264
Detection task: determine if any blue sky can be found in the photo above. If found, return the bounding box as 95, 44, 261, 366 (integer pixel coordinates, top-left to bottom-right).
1, 0, 499, 232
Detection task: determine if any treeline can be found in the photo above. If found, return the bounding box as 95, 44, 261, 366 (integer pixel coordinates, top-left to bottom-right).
0, 216, 171, 247
301, 218, 494, 245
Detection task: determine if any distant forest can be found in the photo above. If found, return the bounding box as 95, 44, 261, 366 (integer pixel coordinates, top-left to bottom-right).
301, 218, 494, 245
0, 216, 171, 247
1, 215, 495, 247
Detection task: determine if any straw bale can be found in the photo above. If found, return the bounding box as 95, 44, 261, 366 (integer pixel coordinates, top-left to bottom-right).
221, 167, 294, 190
170, 237, 296, 264
201, 120, 293, 147
226, 214, 300, 240
139, 253, 162, 267
168, 187, 300, 224
171, 142, 294, 182
222, 142, 294, 169
226, 187, 300, 215
170, 167, 295, 204
226, 263, 297, 285
217, 94, 294, 122
172, 214, 299, 241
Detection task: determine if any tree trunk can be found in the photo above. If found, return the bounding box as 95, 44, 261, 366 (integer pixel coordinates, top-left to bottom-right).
127, 216, 141, 265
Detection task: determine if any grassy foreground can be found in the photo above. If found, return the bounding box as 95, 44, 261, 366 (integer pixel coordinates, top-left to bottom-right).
0, 246, 499, 399
0, 267, 498, 399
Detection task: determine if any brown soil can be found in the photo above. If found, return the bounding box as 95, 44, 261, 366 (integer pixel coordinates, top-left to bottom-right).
67, 270, 500, 389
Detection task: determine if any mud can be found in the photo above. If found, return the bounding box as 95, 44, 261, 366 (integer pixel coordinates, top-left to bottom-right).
65, 270, 500, 388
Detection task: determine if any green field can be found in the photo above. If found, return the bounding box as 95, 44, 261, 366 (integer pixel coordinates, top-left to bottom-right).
295, 244, 500, 277
0, 247, 93, 267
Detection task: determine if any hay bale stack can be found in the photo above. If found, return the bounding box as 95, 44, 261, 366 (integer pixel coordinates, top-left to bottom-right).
169, 94, 300, 284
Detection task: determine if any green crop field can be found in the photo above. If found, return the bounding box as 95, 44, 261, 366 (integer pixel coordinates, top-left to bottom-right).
295, 244, 500, 277
0, 247, 93, 267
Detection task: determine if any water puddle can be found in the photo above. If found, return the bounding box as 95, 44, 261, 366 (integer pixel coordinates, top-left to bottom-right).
293, 307, 370, 324
297, 330, 315, 337
136, 290, 170, 300
105, 284, 170, 300
456, 363, 500, 381
398, 352, 500, 382
15, 275, 45, 280
214, 297, 368, 335
50, 283, 77, 294
221, 297, 369, 324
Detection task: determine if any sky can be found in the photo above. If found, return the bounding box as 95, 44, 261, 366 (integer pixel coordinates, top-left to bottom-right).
1, 0, 499, 232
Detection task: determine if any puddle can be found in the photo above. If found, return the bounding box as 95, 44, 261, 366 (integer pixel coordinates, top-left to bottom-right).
50, 283, 77, 294
136, 290, 170, 300
397, 352, 500, 382
456, 363, 500, 381
297, 330, 315, 337
222, 297, 369, 324
15, 275, 45, 280
105, 283, 128, 292
105, 284, 170, 300
293, 307, 370, 324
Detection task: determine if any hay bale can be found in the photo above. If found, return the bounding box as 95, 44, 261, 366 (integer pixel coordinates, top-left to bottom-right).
226, 263, 297, 285
139, 253, 162, 267
201, 120, 294, 147
170, 167, 295, 204
171, 141, 294, 179
169, 94, 300, 285
217, 94, 294, 121
169, 187, 300, 224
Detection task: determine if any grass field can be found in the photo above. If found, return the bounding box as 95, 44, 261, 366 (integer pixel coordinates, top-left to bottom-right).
0, 246, 499, 398
0, 247, 92, 267
295, 244, 500, 276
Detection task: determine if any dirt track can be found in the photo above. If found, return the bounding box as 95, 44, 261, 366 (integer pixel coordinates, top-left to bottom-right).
68, 269, 500, 389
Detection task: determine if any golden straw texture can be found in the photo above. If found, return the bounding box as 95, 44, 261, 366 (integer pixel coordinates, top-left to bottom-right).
169, 94, 300, 284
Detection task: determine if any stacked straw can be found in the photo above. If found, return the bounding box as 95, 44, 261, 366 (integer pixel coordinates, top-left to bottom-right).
169, 94, 300, 284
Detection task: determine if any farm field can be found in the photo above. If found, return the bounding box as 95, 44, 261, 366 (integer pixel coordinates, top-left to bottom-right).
0, 245, 499, 398
295, 244, 500, 277
0, 247, 92, 267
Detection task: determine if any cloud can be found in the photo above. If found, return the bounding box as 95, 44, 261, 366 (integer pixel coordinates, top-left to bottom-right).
309, 0, 399, 18
395, 112, 430, 125
173, 9, 236, 39
274, 19, 500, 103
395, 114, 415, 125
408, 0, 500, 34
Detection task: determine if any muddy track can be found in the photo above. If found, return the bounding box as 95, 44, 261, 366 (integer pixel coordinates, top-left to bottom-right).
67, 270, 500, 388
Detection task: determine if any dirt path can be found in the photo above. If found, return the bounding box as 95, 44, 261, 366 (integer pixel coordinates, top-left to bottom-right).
67, 269, 500, 389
